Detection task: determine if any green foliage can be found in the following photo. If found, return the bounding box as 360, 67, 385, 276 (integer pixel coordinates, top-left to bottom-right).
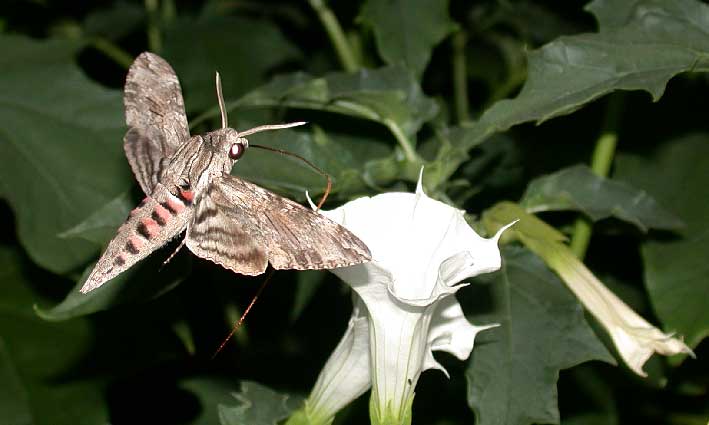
616, 134, 709, 349
234, 67, 437, 138
218, 381, 302, 425
359, 0, 457, 77
520, 164, 684, 232
163, 16, 301, 114
0, 246, 109, 425
457, 0, 709, 152
466, 247, 614, 425
230, 127, 391, 199
0, 35, 129, 274
36, 251, 189, 320
0, 0, 707, 424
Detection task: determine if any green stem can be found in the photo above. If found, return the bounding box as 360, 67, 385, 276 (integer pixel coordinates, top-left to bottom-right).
569, 96, 623, 259
308, 0, 421, 167
384, 119, 420, 164
588, 132, 618, 177
161, 0, 176, 24
90, 37, 133, 69
284, 404, 333, 425
145, 0, 162, 53
451, 30, 470, 125
307, 0, 359, 72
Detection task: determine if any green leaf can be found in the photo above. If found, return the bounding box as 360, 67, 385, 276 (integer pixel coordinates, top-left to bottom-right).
163, 16, 301, 114
520, 164, 684, 232
0, 34, 130, 274
423, 128, 520, 190
231, 126, 391, 200
218, 381, 303, 425
0, 246, 109, 424
465, 246, 614, 425
486, 2, 582, 45
36, 251, 189, 321
458, 0, 709, 152
231, 67, 438, 137
616, 134, 709, 349
359, 0, 457, 76
0, 338, 33, 425
82, 1, 144, 40
58, 190, 133, 245
180, 377, 242, 425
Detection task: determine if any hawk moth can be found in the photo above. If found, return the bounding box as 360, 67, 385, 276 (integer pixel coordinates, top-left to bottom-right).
80, 52, 371, 293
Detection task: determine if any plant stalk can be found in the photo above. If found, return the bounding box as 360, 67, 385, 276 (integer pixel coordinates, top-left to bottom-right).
308, 0, 421, 166
90, 38, 133, 69
384, 119, 420, 164
162, 0, 176, 24
451, 30, 470, 124
145, 0, 162, 53
569, 96, 623, 259
307, 0, 359, 72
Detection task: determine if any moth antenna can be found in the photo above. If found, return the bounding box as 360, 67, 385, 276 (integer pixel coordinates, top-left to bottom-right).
215, 71, 228, 129
211, 268, 275, 359
237, 121, 307, 137
250, 143, 332, 210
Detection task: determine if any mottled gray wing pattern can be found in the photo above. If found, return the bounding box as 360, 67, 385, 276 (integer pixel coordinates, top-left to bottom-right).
193, 173, 371, 272
186, 186, 268, 276
123, 52, 190, 194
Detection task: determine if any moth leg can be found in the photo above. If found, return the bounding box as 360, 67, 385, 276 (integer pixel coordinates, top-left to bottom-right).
162, 235, 187, 268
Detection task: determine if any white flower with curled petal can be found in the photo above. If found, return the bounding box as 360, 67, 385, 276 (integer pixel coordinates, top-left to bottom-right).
541, 244, 695, 377
291, 172, 512, 425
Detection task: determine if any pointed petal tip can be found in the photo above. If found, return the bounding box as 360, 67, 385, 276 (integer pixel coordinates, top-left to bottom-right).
415, 166, 425, 195
493, 219, 519, 243
478, 322, 501, 332
666, 332, 696, 358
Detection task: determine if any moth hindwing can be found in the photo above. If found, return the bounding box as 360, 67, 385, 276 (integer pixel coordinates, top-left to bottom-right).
80, 52, 370, 293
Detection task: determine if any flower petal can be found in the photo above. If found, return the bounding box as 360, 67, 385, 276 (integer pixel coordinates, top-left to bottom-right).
305, 297, 371, 421
313, 170, 509, 423
428, 297, 499, 361
544, 240, 695, 377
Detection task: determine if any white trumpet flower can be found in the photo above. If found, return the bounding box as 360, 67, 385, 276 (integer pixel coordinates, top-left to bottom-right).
541, 242, 695, 377
487, 201, 695, 378
296, 172, 511, 425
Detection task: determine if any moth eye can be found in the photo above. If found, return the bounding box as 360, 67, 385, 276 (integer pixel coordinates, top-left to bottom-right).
178, 179, 190, 190
229, 143, 245, 160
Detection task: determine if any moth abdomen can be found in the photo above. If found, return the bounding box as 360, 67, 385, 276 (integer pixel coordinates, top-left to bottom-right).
151, 205, 170, 225
126, 236, 142, 254
80, 184, 193, 293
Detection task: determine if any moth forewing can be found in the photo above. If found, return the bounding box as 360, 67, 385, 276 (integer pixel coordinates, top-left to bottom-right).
185, 174, 371, 274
